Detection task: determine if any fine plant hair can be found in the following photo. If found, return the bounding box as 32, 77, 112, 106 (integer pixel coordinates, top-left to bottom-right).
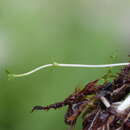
7, 61, 130, 130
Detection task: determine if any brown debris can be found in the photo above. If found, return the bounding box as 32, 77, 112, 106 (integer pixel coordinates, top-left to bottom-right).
32, 65, 130, 130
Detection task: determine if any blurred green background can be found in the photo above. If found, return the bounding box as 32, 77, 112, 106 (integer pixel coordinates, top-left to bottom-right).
0, 0, 130, 130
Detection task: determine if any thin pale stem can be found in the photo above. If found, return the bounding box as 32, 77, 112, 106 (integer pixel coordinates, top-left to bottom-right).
88, 110, 100, 130
117, 95, 130, 113
100, 96, 111, 108
8, 62, 130, 78
10, 64, 53, 78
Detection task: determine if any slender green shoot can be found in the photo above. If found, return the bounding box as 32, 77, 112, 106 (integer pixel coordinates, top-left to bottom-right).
6, 62, 130, 79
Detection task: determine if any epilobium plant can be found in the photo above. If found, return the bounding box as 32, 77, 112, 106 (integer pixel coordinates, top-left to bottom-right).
8, 61, 130, 130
